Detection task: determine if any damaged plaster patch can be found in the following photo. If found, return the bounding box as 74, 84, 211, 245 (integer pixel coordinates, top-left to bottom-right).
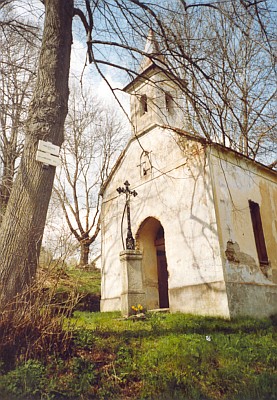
225, 241, 271, 282
225, 241, 257, 270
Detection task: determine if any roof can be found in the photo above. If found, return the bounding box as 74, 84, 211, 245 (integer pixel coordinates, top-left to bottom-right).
123, 29, 170, 93
139, 29, 165, 72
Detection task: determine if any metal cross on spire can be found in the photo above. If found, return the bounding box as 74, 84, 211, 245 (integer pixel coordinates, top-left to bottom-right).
117, 181, 138, 250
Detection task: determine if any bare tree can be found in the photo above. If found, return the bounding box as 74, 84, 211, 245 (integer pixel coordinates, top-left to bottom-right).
163, 1, 276, 163
0, 15, 38, 222
43, 190, 81, 265
0, 1, 41, 37
0, 0, 275, 307
54, 87, 126, 266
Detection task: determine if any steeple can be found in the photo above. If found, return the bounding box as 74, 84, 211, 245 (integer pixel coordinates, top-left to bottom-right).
124, 30, 183, 135
139, 29, 165, 73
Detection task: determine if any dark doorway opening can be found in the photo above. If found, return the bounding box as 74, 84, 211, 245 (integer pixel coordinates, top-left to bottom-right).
155, 227, 169, 308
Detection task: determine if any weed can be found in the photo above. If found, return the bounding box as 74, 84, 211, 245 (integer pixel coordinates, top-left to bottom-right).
149, 313, 166, 334
73, 329, 95, 350
0, 360, 46, 399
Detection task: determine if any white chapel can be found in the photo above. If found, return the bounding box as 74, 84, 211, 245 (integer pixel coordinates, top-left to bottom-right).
100, 32, 277, 319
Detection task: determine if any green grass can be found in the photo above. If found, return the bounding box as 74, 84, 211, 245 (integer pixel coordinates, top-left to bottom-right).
1, 311, 275, 400
39, 265, 101, 312
54, 267, 101, 295
1, 265, 275, 399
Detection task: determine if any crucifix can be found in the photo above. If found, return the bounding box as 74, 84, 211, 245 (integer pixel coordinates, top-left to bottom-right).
117, 180, 138, 250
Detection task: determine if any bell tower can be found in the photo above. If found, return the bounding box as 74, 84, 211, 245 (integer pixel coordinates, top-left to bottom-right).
124, 30, 184, 136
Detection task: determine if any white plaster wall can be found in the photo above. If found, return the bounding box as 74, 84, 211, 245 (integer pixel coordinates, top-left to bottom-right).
209, 148, 277, 317
209, 148, 277, 277
101, 128, 229, 316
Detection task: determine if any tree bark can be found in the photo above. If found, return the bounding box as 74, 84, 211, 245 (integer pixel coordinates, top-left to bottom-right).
0, 0, 74, 307
0, 155, 15, 213
79, 240, 90, 267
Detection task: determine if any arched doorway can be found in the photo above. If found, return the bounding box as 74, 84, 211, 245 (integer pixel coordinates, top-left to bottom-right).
136, 218, 169, 310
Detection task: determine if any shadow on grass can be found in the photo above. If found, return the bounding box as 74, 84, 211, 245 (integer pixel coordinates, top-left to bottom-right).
71, 312, 276, 345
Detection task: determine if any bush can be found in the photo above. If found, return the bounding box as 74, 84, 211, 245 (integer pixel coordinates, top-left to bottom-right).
0, 280, 78, 371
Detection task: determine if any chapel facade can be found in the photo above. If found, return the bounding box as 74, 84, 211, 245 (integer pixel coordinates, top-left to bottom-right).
100, 33, 277, 318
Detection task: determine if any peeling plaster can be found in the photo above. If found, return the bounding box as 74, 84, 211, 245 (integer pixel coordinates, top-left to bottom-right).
225, 241, 257, 269
225, 241, 272, 283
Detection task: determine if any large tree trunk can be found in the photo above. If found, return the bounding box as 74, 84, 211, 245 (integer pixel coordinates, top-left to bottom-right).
0, 0, 74, 308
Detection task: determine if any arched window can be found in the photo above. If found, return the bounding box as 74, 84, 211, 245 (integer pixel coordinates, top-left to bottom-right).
140, 94, 148, 116
139, 150, 152, 177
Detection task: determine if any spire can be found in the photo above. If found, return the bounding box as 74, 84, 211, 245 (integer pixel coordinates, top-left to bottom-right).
139, 29, 165, 72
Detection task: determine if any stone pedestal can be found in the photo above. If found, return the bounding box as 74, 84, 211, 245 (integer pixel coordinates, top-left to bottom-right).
120, 250, 145, 317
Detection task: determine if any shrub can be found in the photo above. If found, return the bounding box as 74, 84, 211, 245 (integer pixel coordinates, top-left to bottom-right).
0, 278, 79, 371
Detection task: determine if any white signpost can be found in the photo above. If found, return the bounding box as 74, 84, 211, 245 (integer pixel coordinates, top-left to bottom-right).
36, 140, 61, 167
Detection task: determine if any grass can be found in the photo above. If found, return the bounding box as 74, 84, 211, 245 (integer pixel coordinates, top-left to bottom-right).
0, 266, 275, 399
41, 265, 101, 295
0, 310, 276, 400
59, 268, 101, 295
38, 265, 101, 312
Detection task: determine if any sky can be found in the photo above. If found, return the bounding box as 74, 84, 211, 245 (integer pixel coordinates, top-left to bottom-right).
9, 0, 130, 111
70, 36, 129, 112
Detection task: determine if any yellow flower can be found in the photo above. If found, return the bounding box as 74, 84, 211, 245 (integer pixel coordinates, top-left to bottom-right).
131, 304, 144, 314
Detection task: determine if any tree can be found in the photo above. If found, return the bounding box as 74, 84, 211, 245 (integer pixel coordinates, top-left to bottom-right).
0, 0, 73, 307
161, 1, 276, 163
0, 12, 38, 222
83, 0, 276, 164
0, 0, 275, 308
54, 87, 126, 266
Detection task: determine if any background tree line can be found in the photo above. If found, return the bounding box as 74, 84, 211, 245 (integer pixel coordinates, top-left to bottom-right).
0, 2, 127, 268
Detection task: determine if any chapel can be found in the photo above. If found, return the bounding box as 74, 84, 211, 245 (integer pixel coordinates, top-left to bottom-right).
100, 32, 277, 318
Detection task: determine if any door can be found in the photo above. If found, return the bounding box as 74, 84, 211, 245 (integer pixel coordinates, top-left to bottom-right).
157, 249, 169, 308
155, 225, 169, 309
